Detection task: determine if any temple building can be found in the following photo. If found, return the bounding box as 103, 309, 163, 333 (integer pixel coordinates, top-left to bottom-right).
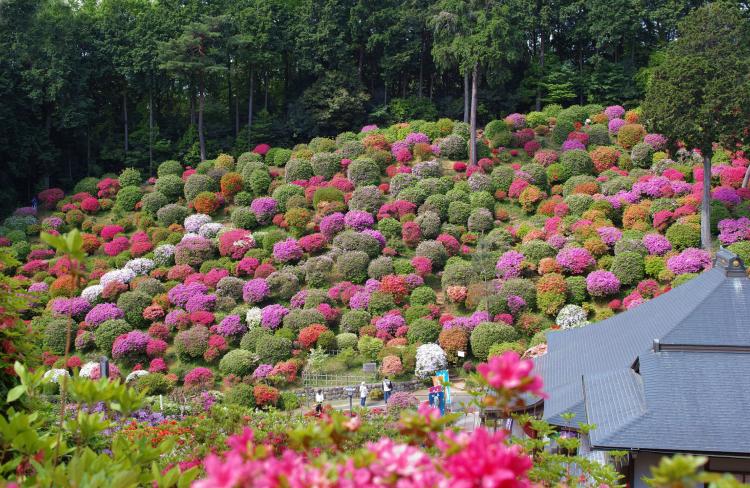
532, 249, 750, 485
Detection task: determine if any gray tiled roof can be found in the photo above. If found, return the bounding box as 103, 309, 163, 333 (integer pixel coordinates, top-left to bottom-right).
585, 351, 750, 454
537, 251, 750, 454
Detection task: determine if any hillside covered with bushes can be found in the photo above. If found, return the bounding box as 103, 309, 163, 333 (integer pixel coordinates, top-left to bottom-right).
4, 101, 750, 408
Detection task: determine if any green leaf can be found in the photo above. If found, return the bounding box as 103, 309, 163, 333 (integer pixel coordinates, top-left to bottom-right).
6, 384, 26, 403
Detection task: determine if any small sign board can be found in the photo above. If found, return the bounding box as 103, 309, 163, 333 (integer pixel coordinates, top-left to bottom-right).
362, 362, 377, 373
457, 350, 465, 358
344, 387, 356, 396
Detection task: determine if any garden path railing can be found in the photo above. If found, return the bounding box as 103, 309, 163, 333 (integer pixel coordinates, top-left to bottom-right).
301, 371, 377, 388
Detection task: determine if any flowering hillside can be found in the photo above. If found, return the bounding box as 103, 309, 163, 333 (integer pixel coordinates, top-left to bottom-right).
4, 102, 750, 399
2, 101, 750, 486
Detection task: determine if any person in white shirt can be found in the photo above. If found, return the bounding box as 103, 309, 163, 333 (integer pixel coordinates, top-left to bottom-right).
315, 389, 324, 414
359, 381, 368, 407
382, 377, 393, 402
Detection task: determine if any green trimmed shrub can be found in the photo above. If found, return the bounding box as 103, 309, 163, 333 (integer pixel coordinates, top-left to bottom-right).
44, 318, 76, 355
256, 336, 292, 364
184, 174, 218, 201
135, 373, 171, 395
219, 349, 255, 376
470, 322, 519, 360
141, 191, 169, 215
559, 150, 593, 178
347, 158, 380, 187
610, 251, 645, 286
406, 318, 441, 344
119, 168, 141, 187
115, 186, 143, 211
225, 383, 256, 408
336, 332, 358, 350
285, 158, 314, 182
340, 310, 371, 333
665, 223, 701, 251
357, 335, 384, 361
410, 286, 437, 306
116, 291, 152, 328
157, 160, 183, 177
240, 328, 270, 352
155, 175, 184, 201
95, 319, 132, 353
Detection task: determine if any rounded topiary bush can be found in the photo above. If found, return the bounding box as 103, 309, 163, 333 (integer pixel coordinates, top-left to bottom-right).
115, 186, 143, 211
415, 240, 448, 269
174, 326, 210, 360
95, 319, 132, 353
410, 286, 436, 306
610, 251, 645, 286
285, 158, 314, 182
470, 322, 519, 360
630, 142, 654, 169
665, 223, 701, 251
119, 167, 141, 187
559, 149, 593, 178
44, 318, 77, 355
219, 349, 255, 376
156, 204, 189, 226
116, 291, 152, 328
240, 328, 270, 352
231, 207, 257, 230
256, 336, 293, 364
224, 383, 256, 408
340, 310, 371, 333
336, 250, 370, 284
310, 152, 341, 179
155, 174, 184, 201
141, 191, 169, 215
134, 373, 171, 395
336, 332, 358, 350
439, 134, 468, 160
184, 174, 218, 201
347, 158, 380, 187
349, 186, 385, 214
406, 318, 441, 344
484, 120, 512, 148
157, 160, 183, 177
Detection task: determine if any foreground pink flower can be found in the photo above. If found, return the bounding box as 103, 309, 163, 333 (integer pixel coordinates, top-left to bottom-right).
476, 351, 545, 398
438, 428, 534, 488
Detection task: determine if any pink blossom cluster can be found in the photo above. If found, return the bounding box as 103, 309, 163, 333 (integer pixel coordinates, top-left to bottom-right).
667, 248, 712, 275
555, 247, 595, 275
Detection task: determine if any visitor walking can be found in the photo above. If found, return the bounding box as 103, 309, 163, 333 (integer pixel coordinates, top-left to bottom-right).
382, 377, 393, 403
315, 389, 324, 414
359, 381, 368, 407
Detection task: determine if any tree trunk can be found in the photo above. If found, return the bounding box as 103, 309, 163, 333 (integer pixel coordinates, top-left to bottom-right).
743, 164, 750, 189
469, 63, 478, 166
264, 71, 269, 111
701, 154, 712, 250
418, 33, 425, 98
227, 54, 233, 137
536, 32, 545, 112
189, 84, 196, 126
235, 95, 239, 138
148, 88, 154, 175
123, 91, 129, 155
248, 66, 254, 147
463, 71, 470, 124
86, 128, 91, 176
384, 81, 388, 106
358, 47, 364, 81
198, 75, 206, 161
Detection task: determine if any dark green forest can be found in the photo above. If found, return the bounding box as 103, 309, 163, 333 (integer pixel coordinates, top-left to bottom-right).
0, 0, 731, 212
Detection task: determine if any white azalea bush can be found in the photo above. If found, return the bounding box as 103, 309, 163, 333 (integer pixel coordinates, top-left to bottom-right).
414, 343, 447, 378
556, 304, 589, 329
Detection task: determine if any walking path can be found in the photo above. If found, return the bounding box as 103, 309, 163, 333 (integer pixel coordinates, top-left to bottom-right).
306, 379, 481, 431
